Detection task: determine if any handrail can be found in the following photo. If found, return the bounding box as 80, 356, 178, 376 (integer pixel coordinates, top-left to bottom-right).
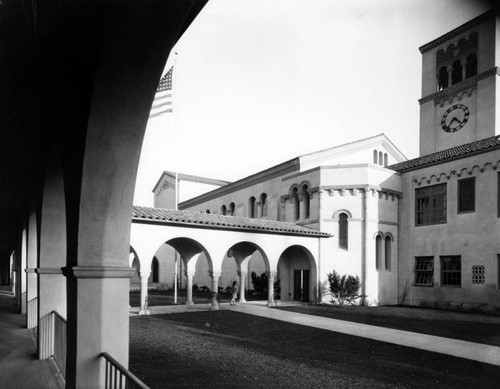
39, 310, 67, 378
27, 297, 38, 329
101, 352, 150, 389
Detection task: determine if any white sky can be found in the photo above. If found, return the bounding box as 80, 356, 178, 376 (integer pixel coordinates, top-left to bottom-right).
134, 0, 493, 207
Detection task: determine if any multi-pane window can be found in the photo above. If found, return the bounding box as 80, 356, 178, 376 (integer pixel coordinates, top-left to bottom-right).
416, 184, 446, 225
384, 236, 391, 271
458, 177, 475, 213
441, 256, 461, 287
338, 213, 348, 250
375, 235, 382, 270
472, 265, 485, 284
414, 257, 434, 286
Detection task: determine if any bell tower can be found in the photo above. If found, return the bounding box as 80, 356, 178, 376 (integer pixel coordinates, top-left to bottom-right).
418, 8, 500, 156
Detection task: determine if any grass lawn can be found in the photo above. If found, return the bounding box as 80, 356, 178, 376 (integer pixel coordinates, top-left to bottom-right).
129, 310, 500, 389
275, 304, 500, 346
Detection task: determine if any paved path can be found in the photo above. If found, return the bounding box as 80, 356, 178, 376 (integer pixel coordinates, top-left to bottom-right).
133, 300, 500, 366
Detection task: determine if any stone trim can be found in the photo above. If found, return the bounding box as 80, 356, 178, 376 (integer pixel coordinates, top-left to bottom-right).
25, 268, 36, 273
35, 268, 63, 275
419, 67, 499, 105
63, 266, 136, 279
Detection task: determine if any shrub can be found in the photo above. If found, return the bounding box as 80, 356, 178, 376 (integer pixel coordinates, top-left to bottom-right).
327, 270, 362, 306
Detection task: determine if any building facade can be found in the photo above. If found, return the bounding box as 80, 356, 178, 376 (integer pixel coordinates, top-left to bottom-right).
149, 9, 500, 312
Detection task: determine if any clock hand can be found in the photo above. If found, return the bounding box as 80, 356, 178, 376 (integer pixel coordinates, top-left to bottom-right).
448, 117, 461, 126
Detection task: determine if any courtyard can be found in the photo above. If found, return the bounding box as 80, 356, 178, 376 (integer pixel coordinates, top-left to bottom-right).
129, 303, 500, 388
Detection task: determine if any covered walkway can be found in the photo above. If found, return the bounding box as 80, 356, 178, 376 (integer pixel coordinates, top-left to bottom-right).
0, 288, 63, 389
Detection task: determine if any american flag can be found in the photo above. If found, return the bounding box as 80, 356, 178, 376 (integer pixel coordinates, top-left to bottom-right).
149, 66, 174, 119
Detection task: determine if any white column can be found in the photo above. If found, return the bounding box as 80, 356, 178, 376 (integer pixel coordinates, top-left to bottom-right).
238, 271, 247, 303
139, 271, 150, 315
210, 271, 220, 310
185, 272, 194, 305
267, 271, 277, 307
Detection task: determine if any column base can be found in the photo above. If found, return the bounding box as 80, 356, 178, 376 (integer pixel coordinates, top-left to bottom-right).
238, 299, 246, 303
185, 301, 195, 306
138, 309, 150, 315
267, 301, 276, 307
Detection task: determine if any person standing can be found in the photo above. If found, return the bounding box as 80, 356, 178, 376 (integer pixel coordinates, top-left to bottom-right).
230, 281, 238, 305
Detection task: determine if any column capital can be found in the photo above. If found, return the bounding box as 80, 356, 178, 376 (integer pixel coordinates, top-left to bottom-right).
35, 267, 63, 275
139, 271, 151, 279
266, 271, 278, 280
62, 266, 136, 279
237, 270, 248, 277
209, 270, 221, 279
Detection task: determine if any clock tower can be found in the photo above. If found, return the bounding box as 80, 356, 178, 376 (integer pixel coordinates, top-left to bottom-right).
418, 8, 500, 156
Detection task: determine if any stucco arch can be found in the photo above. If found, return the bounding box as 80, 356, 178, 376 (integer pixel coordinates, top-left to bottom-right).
278, 245, 318, 303
332, 209, 352, 220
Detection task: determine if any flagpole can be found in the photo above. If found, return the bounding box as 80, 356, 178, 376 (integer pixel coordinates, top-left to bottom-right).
173, 52, 179, 304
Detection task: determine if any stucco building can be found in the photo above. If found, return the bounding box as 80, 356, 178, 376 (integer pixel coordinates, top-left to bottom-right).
147, 9, 500, 312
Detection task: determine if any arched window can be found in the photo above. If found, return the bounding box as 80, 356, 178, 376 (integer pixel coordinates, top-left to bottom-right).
373, 150, 378, 164
151, 257, 159, 283
206, 209, 210, 214
260, 193, 267, 217
375, 235, 382, 270
292, 187, 299, 220
221, 205, 227, 215
451, 60, 462, 85
378, 151, 383, 166
248, 197, 256, 218
437, 66, 449, 91
384, 236, 391, 271
301, 185, 310, 219
383, 153, 388, 167
229, 202, 235, 216
338, 213, 348, 249
465, 52, 477, 78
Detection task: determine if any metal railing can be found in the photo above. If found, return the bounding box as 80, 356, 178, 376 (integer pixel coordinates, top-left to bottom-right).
101, 352, 150, 389
39, 311, 67, 377
27, 297, 38, 329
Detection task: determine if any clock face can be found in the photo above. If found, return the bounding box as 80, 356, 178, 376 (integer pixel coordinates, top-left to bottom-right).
441, 104, 470, 133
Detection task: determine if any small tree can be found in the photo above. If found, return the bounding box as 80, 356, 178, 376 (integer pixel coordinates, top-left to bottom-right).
251, 272, 268, 295
327, 270, 362, 306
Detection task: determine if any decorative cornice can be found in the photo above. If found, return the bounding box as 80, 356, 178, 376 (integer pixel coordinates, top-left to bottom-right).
320, 184, 402, 198
35, 268, 63, 275
63, 266, 136, 279
418, 67, 499, 106
412, 159, 500, 186
419, 9, 497, 53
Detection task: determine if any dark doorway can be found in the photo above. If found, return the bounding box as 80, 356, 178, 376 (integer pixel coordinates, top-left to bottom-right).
293, 269, 309, 302
152, 257, 159, 283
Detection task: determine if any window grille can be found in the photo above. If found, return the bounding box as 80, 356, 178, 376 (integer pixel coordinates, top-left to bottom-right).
414, 257, 434, 286
472, 265, 485, 284
441, 256, 461, 287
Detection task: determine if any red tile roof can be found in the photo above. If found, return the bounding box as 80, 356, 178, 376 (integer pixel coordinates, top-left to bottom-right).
388, 136, 500, 173
132, 206, 331, 237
